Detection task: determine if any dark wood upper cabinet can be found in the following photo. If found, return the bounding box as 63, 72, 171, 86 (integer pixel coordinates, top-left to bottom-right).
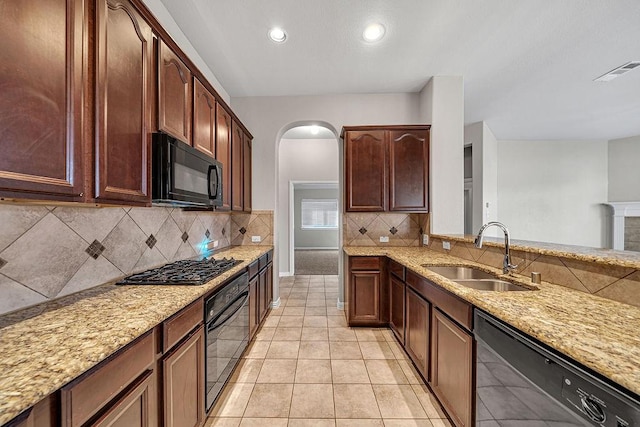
192, 77, 216, 158
94, 0, 153, 204
343, 126, 430, 213
389, 129, 430, 211
231, 120, 244, 211
0, 0, 85, 200
215, 104, 232, 210
158, 40, 192, 143
344, 130, 387, 212
243, 134, 252, 212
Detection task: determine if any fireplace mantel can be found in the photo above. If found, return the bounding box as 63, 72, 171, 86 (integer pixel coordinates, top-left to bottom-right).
607, 202, 640, 250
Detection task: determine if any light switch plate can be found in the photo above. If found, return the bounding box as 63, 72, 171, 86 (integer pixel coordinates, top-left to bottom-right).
442, 241, 451, 250
422, 234, 429, 245
251, 236, 261, 243
379, 236, 389, 243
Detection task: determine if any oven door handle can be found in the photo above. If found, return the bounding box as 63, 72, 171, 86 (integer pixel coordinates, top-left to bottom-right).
207, 291, 249, 332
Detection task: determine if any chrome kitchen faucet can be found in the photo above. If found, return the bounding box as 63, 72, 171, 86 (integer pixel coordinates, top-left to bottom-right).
474, 221, 518, 274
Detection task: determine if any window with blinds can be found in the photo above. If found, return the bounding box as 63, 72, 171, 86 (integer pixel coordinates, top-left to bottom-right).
301, 199, 339, 229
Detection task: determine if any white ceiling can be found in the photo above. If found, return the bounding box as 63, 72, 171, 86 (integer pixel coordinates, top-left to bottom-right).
159, 0, 640, 140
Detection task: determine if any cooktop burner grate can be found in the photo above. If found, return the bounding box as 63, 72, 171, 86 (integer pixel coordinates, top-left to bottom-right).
117, 257, 242, 286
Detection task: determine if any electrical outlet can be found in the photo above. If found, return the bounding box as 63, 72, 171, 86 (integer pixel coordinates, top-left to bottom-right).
379, 236, 389, 243
442, 241, 451, 250
251, 236, 261, 243
212, 240, 219, 248
422, 234, 429, 245
205, 240, 217, 251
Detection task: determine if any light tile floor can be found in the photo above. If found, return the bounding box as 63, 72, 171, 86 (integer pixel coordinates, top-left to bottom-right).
206, 275, 452, 427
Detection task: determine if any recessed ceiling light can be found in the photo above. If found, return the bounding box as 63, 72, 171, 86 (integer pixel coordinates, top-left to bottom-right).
594, 61, 640, 82
268, 27, 287, 43
310, 126, 319, 135
363, 23, 385, 43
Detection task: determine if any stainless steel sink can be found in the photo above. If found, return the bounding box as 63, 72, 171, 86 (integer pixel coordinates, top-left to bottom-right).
454, 279, 531, 292
424, 266, 497, 280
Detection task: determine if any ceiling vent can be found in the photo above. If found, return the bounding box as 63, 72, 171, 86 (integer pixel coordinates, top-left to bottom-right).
594, 61, 640, 82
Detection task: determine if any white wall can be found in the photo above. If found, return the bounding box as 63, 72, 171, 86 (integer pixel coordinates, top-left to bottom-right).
141, 0, 230, 102
420, 77, 465, 235
278, 138, 339, 274
294, 188, 340, 249
498, 140, 609, 247
608, 135, 640, 202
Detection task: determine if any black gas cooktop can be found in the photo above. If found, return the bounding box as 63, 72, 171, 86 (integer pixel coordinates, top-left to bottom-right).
117, 257, 242, 286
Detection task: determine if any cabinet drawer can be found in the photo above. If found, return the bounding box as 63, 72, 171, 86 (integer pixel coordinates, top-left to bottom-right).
61, 330, 155, 427
248, 260, 259, 279
406, 270, 472, 331
266, 250, 273, 264
389, 259, 405, 281
163, 299, 203, 352
350, 256, 381, 271
258, 254, 268, 270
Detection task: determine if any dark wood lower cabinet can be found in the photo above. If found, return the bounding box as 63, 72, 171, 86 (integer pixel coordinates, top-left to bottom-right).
349, 271, 381, 324
389, 275, 405, 343
405, 286, 430, 380
92, 370, 157, 427
249, 275, 259, 339
431, 308, 474, 427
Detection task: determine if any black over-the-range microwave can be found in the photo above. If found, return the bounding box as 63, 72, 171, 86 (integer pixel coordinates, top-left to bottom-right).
152, 132, 223, 207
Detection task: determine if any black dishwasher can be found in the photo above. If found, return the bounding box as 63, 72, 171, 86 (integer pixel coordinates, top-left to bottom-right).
205, 272, 249, 411
475, 309, 640, 426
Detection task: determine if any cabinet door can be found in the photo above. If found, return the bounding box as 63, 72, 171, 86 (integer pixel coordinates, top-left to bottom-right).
192, 78, 216, 157
95, 0, 152, 204
389, 275, 405, 343
215, 104, 232, 210
243, 134, 252, 212
389, 128, 429, 211
231, 120, 244, 211
0, 0, 84, 200
266, 263, 273, 310
163, 326, 205, 427
344, 130, 387, 212
405, 287, 430, 379
349, 272, 380, 324
249, 275, 258, 338
431, 309, 474, 427
92, 370, 157, 427
158, 40, 191, 143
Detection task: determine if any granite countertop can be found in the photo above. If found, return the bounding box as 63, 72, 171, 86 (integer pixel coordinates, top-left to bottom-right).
0, 245, 272, 426
430, 233, 640, 269
344, 246, 640, 397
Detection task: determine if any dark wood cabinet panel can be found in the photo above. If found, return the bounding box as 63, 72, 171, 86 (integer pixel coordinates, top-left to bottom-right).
349, 272, 380, 324
344, 130, 387, 212
405, 287, 430, 380
192, 78, 216, 157
92, 370, 157, 427
163, 298, 203, 353
249, 275, 258, 339
389, 275, 406, 343
431, 308, 474, 427
231, 120, 244, 211
8, 394, 58, 427
266, 263, 273, 310
0, 0, 85, 200
215, 104, 231, 210
163, 326, 205, 427
243, 134, 252, 212
389, 129, 429, 211
158, 40, 191, 143
94, 0, 152, 204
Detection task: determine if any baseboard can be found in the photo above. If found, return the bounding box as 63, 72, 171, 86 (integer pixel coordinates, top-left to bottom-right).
271, 297, 281, 309
294, 247, 340, 250
279, 271, 293, 277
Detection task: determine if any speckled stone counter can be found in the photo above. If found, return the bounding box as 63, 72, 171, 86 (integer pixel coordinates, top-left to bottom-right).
431, 233, 640, 269
0, 245, 272, 426
344, 246, 640, 397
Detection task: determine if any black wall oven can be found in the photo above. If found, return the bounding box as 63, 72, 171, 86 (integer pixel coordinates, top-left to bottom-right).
152, 132, 223, 207
205, 272, 249, 411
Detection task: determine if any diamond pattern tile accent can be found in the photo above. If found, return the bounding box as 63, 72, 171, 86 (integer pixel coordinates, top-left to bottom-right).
205, 229, 211, 238
239, 227, 247, 235
0, 257, 6, 269
359, 227, 368, 235
145, 234, 157, 249
85, 240, 106, 260
389, 227, 398, 235
181, 232, 189, 242
222, 228, 226, 236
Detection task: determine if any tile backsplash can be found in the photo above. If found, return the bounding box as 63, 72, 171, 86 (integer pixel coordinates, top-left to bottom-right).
428, 236, 640, 308
0, 204, 237, 315
343, 213, 429, 247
